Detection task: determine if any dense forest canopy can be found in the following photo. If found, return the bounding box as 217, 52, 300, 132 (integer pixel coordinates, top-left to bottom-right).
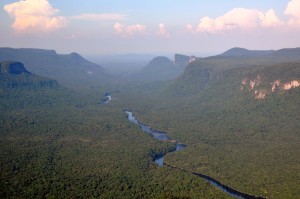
1, 47, 300, 198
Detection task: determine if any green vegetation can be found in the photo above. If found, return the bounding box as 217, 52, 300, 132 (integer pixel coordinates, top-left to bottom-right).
0, 48, 112, 90
124, 60, 300, 198
1, 47, 300, 198
0, 61, 229, 198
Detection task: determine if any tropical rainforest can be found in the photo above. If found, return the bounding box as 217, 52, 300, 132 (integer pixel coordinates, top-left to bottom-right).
0, 47, 300, 199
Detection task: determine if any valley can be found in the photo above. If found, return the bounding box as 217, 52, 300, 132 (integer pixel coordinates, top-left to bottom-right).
1, 47, 300, 199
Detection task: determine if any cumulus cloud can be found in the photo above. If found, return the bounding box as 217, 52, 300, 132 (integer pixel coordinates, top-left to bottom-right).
188, 0, 300, 34
71, 13, 127, 21
285, 0, 300, 25
4, 0, 66, 33
261, 9, 283, 27
196, 8, 282, 33
156, 23, 170, 37
113, 23, 146, 37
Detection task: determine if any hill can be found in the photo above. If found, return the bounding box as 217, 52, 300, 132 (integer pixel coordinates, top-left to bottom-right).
0, 62, 228, 199
0, 61, 67, 112
2, 47, 300, 198
167, 47, 300, 96
130, 48, 300, 198
220, 47, 274, 57
131, 56, 177, 82
220, 47, 300, 59
131, 54, 198, 82
0, 48, 110, 89
0, 61, 59, 90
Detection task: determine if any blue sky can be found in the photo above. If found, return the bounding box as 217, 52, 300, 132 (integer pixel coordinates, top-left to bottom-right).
1, 0, 300, 56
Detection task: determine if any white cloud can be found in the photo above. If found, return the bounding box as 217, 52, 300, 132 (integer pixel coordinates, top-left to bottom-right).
186, 24, 194, 32
71, 13, 127, 21
285, 0, 300, 25
260, 9, 283, 27
156, 23, 170, 37
4, 0, 66, 33
189, 0, 300, 34
113, 23, 146, 37
196, 8, 282, 33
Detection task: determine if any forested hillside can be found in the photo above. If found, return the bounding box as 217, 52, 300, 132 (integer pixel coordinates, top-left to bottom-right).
2, 0, 300, 197
167, 47, 300, 96
0, 61, 229, 198
0, 48, 111, 89
1, 47, 300, 199
126, 50, 300, 198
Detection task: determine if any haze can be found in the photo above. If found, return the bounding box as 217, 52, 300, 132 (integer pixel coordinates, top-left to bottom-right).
1, 0, 300, 56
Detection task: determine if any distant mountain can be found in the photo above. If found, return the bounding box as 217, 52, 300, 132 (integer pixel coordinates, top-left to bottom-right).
220, 47, 274, 57
132, 54, 196, 82
143, 56, 174, 71
167, 47, 300, 96
0, 61, 58, 89
91, 54, 155, 63
272, 47, 300, 57
0, 61, 92, 114
134, 56, 176, 82
174, 54, 199, 67
219, 47, 300, 61
0, 61, 29, 75
0, 48, 109, 89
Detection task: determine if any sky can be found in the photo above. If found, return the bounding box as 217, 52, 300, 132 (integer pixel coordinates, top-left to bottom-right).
1, 0, 300, 56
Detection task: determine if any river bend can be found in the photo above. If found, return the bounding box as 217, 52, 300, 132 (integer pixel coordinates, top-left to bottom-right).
100, 93, 112, 104
125, 110, 267, 199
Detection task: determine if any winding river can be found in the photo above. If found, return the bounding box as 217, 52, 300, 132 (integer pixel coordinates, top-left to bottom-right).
100, 93, 112, 104
125, 111, 267, 199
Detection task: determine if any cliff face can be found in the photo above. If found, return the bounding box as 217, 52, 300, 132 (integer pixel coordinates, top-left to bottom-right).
0, 48, 108, 89
0, 62, 30, 75
174, 54, 189, 67
167, 47, 300, 98
133, 56, 183, 82
174, 54, 198, 67
241, 76, 300, 100
240, 63, 300, 100
0, 61, 59, 89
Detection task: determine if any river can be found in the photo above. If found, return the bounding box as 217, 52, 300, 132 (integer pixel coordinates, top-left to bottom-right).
125, 110, 267, 199
100, 93, 112, 104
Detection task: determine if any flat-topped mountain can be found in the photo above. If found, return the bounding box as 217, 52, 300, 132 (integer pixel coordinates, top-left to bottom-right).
0, 61, 58, 89
0, 48, 109, 89
218, 47, 300, 60
132, 54, 197, 82
174, 54, 189, 67
174, 54, 198, 67
220, 47, 274, 57
167, 47, 300, 96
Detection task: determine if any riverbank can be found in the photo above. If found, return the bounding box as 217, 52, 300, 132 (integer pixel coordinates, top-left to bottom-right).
125, 110, 267, 199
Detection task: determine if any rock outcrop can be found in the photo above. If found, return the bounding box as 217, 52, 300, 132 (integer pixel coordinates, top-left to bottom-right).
0, 62, 30, 75
241, 75, 300, 100
174, 54, 198, 67
0, 61, 59, 89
